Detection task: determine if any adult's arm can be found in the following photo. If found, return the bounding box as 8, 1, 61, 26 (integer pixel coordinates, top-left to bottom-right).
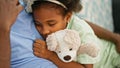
0, 0, 23, 68
0, 27, 11, 68
86, 20, 120, 53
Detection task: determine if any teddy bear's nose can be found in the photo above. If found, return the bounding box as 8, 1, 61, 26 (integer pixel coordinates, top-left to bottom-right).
64, 55, 71, 61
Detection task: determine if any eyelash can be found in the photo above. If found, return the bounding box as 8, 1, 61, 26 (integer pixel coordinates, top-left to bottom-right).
34, 20, 56, 27
48, 23, 55, 26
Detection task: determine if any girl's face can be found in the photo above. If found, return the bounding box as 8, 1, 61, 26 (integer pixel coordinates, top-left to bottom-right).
33, 5, 71, 39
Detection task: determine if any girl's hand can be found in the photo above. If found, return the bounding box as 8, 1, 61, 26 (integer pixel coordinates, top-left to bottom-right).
33, 39, 54, 59
0, 0, 23, 30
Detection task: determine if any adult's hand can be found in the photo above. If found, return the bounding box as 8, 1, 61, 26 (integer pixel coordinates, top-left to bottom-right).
0, 0, 23, 30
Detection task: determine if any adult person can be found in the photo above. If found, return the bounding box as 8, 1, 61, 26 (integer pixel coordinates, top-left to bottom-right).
0, 0, 120, 68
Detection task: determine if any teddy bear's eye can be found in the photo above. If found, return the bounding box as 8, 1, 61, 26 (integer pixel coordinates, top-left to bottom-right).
69, 48, 72, 51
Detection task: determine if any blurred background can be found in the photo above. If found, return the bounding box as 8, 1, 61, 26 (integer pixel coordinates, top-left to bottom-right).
77, 0, 120, 33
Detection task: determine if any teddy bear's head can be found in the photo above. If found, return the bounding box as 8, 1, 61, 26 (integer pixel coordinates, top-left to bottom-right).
46, 29, 81, 62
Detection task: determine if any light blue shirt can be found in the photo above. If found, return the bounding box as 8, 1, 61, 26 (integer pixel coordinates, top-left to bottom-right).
10, 0, 57, 68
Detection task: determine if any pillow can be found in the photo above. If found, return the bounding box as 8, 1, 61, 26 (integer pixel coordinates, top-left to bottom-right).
77, 0, 114, 32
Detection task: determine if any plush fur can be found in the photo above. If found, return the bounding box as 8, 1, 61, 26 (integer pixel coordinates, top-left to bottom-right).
46, 29, 100, 62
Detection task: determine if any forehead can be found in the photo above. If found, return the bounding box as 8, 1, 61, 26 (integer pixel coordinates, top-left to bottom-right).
33, 7, 63, 22
33, 2, 65, 14
33, 2, 66, 21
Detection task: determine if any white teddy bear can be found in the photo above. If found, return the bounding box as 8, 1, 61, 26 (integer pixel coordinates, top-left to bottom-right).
46, 29, 100, 62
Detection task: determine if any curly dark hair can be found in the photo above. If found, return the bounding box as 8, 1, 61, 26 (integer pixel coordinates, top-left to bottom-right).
57, 0, 82, 13
32, 0, 82, 16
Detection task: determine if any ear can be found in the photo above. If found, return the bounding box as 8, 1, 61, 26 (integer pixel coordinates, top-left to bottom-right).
64, 12, 72, 23
77, 42, 100, 57
64, 29, 81, 49
46, 33, 58, 51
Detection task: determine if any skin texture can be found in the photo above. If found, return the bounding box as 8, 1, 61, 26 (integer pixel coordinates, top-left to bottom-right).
0, 0, 23, 68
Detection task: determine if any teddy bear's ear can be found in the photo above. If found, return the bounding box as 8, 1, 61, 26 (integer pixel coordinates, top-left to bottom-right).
46, 33, 58, 51
64, 29, 81, 48
77, 42, 100, 57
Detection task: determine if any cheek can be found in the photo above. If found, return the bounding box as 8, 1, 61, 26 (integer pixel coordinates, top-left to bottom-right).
54, 22, 67, 31
51, 25, 65, 33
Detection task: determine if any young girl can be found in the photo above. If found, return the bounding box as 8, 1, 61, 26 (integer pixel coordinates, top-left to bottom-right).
0, 0, 120, 68
29, 0, 120, 68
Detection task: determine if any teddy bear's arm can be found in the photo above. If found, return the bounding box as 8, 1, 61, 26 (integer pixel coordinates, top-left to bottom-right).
77, 43, 100, 58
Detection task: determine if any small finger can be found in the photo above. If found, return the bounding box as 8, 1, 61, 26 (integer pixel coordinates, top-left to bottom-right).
35, 39, 45, 44
34, 52, 41, 57
33, 47, 41, 53
33, 43, 41, 48
33, 43, 46, 50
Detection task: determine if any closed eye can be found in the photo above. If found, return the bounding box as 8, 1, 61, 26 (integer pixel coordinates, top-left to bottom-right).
48, 23, 56, 26
34, 20, 42, 26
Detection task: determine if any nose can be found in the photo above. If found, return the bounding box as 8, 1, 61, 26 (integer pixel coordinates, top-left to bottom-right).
42, 27, 50, 35
63, 55, 71, 61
